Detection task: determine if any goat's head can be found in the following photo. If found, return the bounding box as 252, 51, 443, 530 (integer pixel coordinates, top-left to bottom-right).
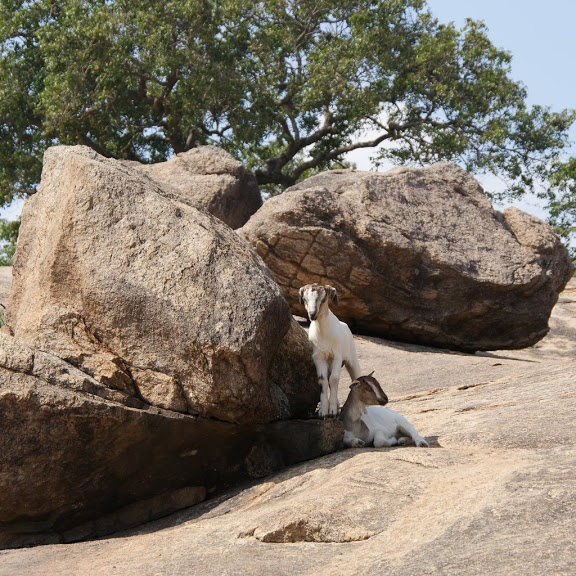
299, 283, 338, 321
349, 372, 389, 406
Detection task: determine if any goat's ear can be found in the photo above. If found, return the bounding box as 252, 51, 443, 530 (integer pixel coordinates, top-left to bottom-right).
299, 286, 306, 306
326, 285, 338, 305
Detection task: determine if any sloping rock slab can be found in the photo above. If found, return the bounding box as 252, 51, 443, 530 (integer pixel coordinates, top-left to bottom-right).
6, 145, 317, 424
240, 165, 573, 351
1, 351, 574, 575
0, 334, 342, 549
131, 145, 262, 229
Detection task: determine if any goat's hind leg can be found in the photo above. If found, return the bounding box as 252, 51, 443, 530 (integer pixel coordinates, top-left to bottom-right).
373, 430, 398, 448
397, 418, 429, 448
344, 348, 362, 381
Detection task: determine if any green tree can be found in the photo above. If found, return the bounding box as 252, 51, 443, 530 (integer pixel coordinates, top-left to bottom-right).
0, 0, 574, 205
547, 157, 576, 264
0, 216, 19, 265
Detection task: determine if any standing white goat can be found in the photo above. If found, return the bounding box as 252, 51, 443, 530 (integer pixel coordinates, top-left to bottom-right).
299, 283, 361, 417
341, 373, 429, 448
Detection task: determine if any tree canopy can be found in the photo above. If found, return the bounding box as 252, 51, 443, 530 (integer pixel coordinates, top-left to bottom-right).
547, 158, 576, 259
0, 0, 575, 223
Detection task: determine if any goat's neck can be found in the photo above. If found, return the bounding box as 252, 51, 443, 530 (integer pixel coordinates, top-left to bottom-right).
340, 393, 366, 427
311, 305, 335, 334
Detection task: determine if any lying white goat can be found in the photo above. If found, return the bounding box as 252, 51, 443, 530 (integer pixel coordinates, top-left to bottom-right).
299, 283, 361, 417
341, 373, 429, 448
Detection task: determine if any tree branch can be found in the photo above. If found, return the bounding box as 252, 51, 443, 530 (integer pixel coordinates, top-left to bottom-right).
255, 108, 335, 185
291, 131, 393, 182
78, 135, 112, 158
256, 111, 464, 187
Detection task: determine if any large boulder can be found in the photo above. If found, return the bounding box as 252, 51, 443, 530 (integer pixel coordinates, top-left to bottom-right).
0, 145, 342, 548
6, 145, 315, 424
131, 145, 262, 229
240, 165, 574, 351
0, 266, 10, 308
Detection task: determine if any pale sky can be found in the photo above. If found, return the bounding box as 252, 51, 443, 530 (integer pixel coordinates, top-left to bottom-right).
2, 1, 575, 222
426, 0, 576, 114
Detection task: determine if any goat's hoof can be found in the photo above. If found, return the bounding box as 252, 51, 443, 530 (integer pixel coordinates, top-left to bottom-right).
351, 439, 365, 448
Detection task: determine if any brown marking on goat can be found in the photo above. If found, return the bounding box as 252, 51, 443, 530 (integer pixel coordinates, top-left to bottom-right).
299, 283, 338, 308
350, 373, 389, 406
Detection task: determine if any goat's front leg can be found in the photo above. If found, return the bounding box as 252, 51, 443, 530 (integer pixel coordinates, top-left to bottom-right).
327, 355, 343, 416
313, 354, 330, 418
344, 430, 365, 448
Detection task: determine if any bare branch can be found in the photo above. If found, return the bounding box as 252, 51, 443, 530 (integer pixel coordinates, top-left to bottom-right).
292, 131, 393, 181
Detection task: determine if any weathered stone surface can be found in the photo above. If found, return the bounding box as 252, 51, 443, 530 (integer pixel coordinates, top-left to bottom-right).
1, 286, 574, 574
131, 145, 262, 229
0, 143, 331, 551
0, 332, 343, 549
6, 145, 316, 424
240, 165, 573, 351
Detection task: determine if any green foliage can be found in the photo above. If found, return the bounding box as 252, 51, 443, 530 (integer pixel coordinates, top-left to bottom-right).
547, 158, 576, 266
0, 216, 19, 265
0, 0, 574, 211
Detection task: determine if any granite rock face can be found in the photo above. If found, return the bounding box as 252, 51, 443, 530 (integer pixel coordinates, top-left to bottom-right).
0, 146, 341, 549
132, 145, 262, 229
241, 164, 573, 351
2, 288, 575, 574
7, 145, 317, 424
0, 332, 342, 549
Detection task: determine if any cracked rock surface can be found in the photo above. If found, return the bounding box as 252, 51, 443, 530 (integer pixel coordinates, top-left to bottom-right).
2, 280, 574, 575
240, 165, 573, 351
0, 331, 343, 549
